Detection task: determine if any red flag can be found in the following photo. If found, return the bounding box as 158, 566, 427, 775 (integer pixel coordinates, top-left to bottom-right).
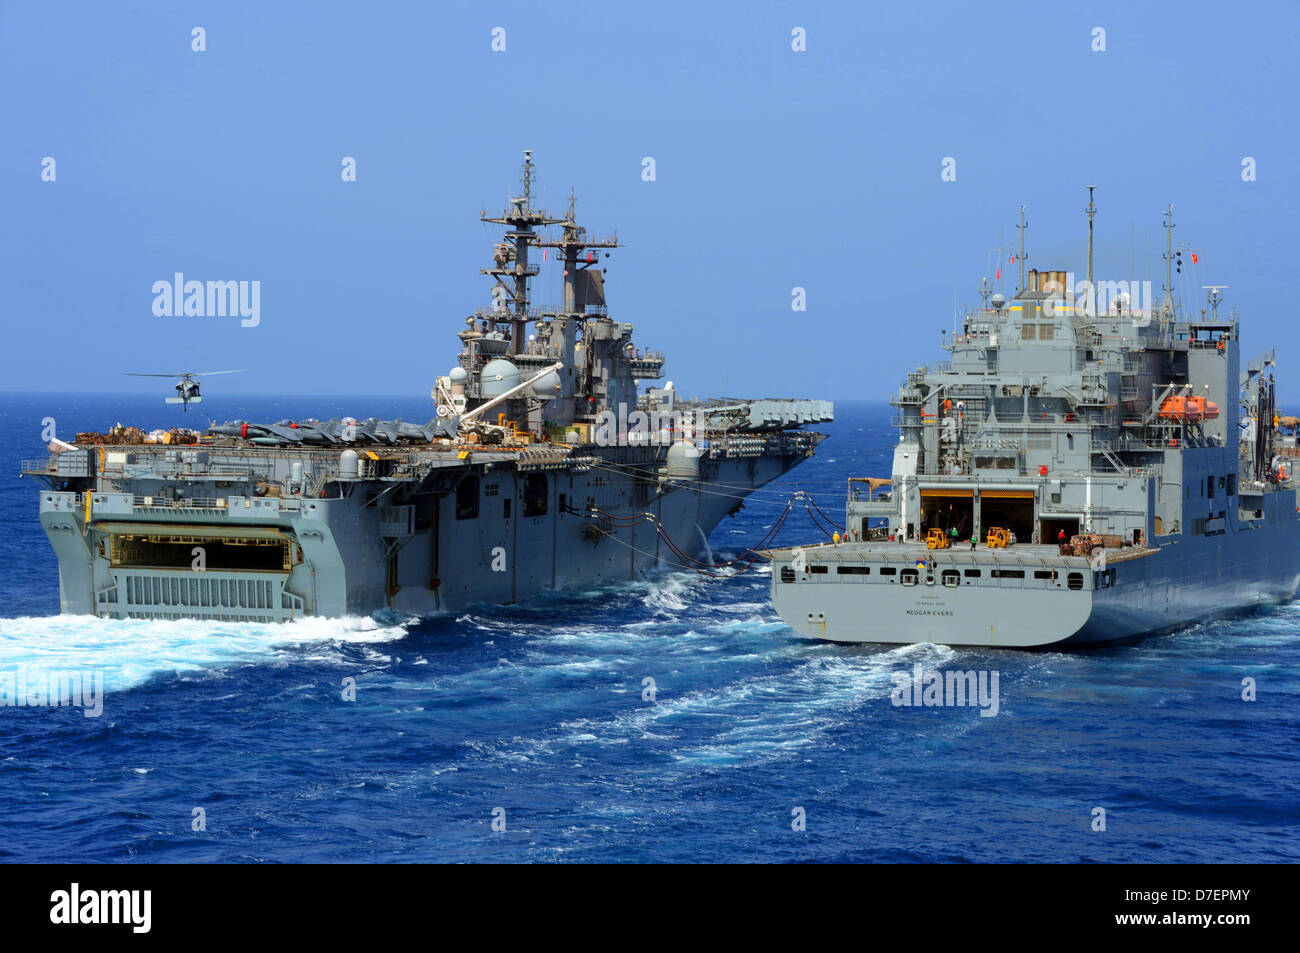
1192, 253, 1198, 264
543, 249, 547, 261
996, 268, 1001, 279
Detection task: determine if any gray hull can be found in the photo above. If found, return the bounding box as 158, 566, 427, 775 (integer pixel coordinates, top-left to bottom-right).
36, 439, 815, 622
770, 486, 1300, 648
1074, 496, 1300, 644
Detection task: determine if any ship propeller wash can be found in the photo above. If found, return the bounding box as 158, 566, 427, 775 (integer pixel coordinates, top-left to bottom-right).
23, 152, 832, 621
767, 194, 1299, 647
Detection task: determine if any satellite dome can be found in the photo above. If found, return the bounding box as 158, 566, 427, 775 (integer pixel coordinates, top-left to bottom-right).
525, 368, 561, 399
449, 366, 468, 383
480, 359, 520, 397
991, 293, 1006, 311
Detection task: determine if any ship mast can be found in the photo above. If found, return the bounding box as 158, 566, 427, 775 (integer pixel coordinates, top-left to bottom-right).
1085, 185, 1096, 302
1161, 204, 1175, 316
479, 150, 566, 354
1016, 205, 1029, 293
534, 187, 620, 318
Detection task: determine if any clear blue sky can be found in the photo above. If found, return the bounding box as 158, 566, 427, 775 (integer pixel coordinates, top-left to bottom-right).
2, 1, 1297, 401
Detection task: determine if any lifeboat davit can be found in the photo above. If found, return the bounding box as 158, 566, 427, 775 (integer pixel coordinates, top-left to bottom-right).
1158, 394, 1220, 420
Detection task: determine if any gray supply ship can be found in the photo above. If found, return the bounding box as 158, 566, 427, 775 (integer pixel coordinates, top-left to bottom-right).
22, 153, 831, 622
768, 194, 1300, 647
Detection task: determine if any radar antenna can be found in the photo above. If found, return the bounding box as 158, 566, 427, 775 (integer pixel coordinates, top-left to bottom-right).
1203, 285, 1228, 321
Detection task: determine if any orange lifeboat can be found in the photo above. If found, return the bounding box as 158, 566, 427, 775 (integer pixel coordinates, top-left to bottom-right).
1158, 394, 1220, 420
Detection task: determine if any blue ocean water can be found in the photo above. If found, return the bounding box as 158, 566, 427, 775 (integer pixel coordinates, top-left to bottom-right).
0, 393, 1296, 863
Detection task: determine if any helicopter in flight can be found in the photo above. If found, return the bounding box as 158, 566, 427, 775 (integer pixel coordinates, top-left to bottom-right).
123, 370, 244, 411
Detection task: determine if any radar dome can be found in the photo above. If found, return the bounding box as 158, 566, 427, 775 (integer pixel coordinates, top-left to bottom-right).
480, 359, 520, 397
449, 366, 468, 383
526, 369, 561, 399
991, 293, 1006, 311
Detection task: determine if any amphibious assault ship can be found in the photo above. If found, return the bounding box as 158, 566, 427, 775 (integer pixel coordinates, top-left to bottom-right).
22, 152, 831, 622
768, 195, 1299, 647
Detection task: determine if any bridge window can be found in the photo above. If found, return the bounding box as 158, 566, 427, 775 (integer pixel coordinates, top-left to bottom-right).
990, 569, 1025, 579
964, 568, 981, 577
836, 566, 870, 575
879, 567, 897, 576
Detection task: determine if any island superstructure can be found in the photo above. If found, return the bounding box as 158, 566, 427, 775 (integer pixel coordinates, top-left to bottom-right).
767, 196, 1298, 647
22, 152, 832, 622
